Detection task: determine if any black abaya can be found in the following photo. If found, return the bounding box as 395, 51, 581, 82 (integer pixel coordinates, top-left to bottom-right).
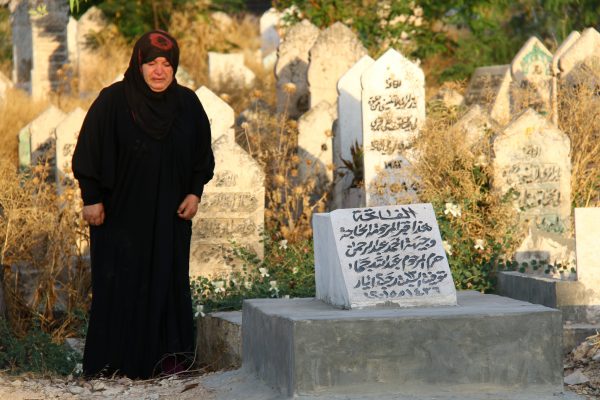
72, 81, 214, 378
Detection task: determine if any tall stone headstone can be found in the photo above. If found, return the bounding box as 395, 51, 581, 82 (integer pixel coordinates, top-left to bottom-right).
551, 31, 580, 124
275, 20, 319, 118
558, 28, 600, 89
510, 37, 553, 117
55, 107, 86, 192
334, 55, 374, 209
297, 101, 336, 184
313, 203, 457, 309
74, 7, 108, 93
208, 52, 255, 90
260, 8, 281, 58
192, 87, 265, 278
463, 65, 512, 126
29, 0, 70, 100
493, 108, 571, 234
307, 22, 367, 109
10, 0, 32, 92
361, 49, 425, 207
18, 106, 67, 169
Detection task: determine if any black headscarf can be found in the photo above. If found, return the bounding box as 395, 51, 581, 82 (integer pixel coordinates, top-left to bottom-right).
124, 30, 180, 139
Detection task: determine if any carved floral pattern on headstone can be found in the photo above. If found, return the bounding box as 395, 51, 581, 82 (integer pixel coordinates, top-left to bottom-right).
192, 87, 265, 278
313, 203, 457, 309
361, 48, 425, 206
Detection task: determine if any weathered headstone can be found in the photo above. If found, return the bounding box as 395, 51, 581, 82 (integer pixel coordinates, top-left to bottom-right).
510, 37, 553, 117
463, 65, 512, 126
361, 48, 425, 206
558, 28, 600, 89
297, 100, 336, 184
274, 20, 319, 118
334, 55, 374, 209
19, 106, 67, 169
0, 70, 12, 102
192, 87, 265, 278
551, 31, 580, 124
432, 87, 464, 109
208, 52, 255, 90
307, 22, 367, 109
493, 108, 571, 234
450, 105, 496, 151
313, 203, 457, 309
575, 208, 600, 306
10, 0, 32, 92
55, 108, 86, 192
29, 0, 70, 99
260, 8, 281, 57
74, 7, 107, 93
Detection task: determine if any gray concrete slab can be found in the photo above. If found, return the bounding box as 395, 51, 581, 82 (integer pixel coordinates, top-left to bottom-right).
242, 291, 564, 398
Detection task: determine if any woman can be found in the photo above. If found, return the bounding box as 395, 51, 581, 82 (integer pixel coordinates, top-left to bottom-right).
72, 30, 214, 379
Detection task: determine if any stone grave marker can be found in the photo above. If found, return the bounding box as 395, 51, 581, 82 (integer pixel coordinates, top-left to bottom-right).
175, 66, 196, 89
334, 55, 374, 209
208, 52, 255, 90
558, 27, 600, 90
192, 86, 265, 278
74, 7, 108, 93
55, 107, 86, 193
463, 65, 512, 126
551, 31, 580, 124
313, 203, 457, 309
493, 108, 571, 234
0, 70, 12, 102
450, 105, 496, 151
66, 16, 77, 67
361, 48, 425, 206
275, 20, 319, 118
510, 37, 553, 117
307, 22, 367, 109
574, 208, 600, 304
297, 100, 336, 184
260, 8, 281, 57
10, 0, 32, 92
29, 0, 70, 100
19, 106, 67, 170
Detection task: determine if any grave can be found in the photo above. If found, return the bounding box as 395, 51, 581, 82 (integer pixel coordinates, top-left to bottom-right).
10, 0, 32, 92
297, 100, 336, 185
307, 22, 367, 109
510, 37, 553, 117
551, 31, 580, 124
18, 106, 67, 171
498, 208, 600, 352
208, 52, 255, 90
557, 28, 600, 91
492, 108, 572, 269
275, 20, 319, 118
450, 105, 497, 153
259, 8, 281, 58
334, 55, 374, 209
463, 65, 512, 126
55, 108, 86, 193
361, 48, 425, 206
191, 87, 264, 278
242, 204, 564, 398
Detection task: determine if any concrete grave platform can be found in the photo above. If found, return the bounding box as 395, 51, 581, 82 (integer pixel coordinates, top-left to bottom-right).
196, 311, 242, 370
243, 291, 564, 398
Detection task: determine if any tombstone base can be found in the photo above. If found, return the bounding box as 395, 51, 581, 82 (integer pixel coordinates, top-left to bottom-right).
498, 271, 600, 352
243, 291, 563, 398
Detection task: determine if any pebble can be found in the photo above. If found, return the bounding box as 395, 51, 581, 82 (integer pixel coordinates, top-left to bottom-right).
565, 369, 590, 385
67, 385, 85, 394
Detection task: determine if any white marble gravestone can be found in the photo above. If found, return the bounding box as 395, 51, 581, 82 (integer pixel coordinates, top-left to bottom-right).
313, 203, 457, 309
334, 55, 374, 209
208, 52, 255, 89
26, 106, 67, 167
493, 109, 571, 233
575, 208, 600, 303
551, 31, 580, 124
510, 37, 553, 117
275, 20, 320, 118
192, 87, 265, 278
55, 107, 86, 193
260, 8, 281, 57
558, 28, 600, 89
463, 65, 512, 126
307, 22, 367, 109
361, 48, 425, 206
297, 100, 336, 184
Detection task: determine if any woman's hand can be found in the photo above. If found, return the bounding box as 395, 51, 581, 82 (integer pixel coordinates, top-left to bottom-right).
83, 203, 105, 226
177, 194, 200, 220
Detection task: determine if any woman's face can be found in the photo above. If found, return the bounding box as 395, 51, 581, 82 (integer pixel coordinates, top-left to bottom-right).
141, 57, 174, 92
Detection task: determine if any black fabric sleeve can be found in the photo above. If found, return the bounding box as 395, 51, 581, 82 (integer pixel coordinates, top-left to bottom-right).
72, 87, 116, 206
189, 91, 215, 198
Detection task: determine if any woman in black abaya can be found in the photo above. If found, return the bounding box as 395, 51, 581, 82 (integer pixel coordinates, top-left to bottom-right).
72, 30, 214, 379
